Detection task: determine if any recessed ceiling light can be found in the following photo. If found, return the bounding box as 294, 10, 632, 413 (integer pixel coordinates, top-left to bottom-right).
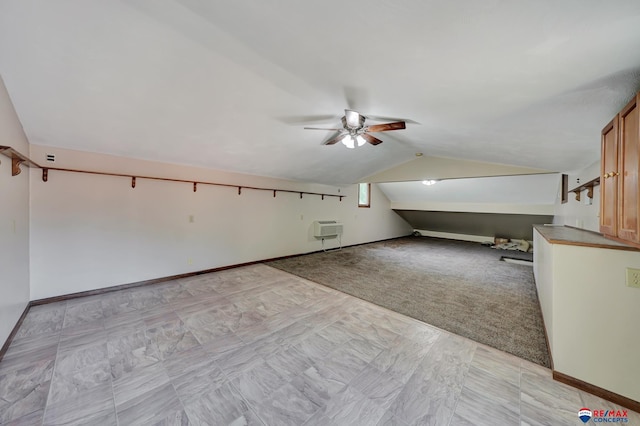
415, 152, 423, 157
422, 179, 438, 186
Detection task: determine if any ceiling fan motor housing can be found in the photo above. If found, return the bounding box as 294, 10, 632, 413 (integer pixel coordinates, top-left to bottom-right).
304, 109, 406, 146
343, 110, 365, 130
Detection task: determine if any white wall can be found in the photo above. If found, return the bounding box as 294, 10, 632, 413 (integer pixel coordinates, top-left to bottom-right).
379, 174, 559, 215
29, 146, 411, 300
537, 161, 640, 401
0, 75, 30, 346
534, 229, 640, 402
533, 230, 555, 354
553, 160, 601, 232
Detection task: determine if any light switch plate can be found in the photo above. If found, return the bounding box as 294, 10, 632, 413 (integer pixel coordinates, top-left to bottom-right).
626, 268, 640, 288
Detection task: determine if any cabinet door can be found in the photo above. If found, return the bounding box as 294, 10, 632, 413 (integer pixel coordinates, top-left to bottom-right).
617, 95, 640, 243
600, 118, 618, 236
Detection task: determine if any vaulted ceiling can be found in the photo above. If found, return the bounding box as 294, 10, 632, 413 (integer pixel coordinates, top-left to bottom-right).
1, 0, 640, 185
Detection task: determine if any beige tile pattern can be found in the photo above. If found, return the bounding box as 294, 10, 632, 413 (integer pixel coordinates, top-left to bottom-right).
0, 263, 637, 425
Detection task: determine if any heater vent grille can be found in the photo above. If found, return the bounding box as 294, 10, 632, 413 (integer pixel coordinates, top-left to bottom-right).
314, 220, 343, 237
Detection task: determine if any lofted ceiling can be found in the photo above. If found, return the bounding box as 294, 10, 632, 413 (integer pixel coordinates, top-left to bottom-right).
1, 1, 640, 185
379, 174, 561, 206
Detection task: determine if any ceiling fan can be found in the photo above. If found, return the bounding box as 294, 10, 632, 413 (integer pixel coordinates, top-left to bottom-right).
304, 109, 406, 148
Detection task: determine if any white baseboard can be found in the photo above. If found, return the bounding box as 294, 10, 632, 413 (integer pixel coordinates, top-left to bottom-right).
414, 230, 493, 243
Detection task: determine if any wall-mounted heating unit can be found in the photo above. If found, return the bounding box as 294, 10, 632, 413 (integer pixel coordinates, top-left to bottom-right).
313, 220, 343, 238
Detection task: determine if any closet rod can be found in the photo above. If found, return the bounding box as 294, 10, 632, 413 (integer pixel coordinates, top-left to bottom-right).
0, 145, 345, 200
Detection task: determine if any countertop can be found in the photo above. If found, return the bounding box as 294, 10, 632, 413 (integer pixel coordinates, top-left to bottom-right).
533, 225, 640, 251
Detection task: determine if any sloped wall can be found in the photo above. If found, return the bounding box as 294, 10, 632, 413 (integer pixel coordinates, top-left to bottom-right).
395, 210, 553, 240
379, 174, 559, 240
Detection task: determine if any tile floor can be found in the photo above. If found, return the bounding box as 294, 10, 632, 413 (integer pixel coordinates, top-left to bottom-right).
0, 264, 638, 425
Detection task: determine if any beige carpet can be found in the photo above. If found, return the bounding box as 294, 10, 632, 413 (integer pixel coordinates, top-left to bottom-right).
268, 236, 550, 367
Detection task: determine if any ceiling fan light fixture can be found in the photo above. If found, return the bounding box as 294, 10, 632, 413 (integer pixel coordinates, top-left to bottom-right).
342, 135, 355, 149
306, 109, 407, 147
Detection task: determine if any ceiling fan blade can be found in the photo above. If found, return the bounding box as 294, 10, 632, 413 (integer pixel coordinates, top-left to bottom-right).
279, 114, 339, 124
365, 114, 419, 124
361, 133, 383, 145
323, 132, 345, 145
366, 121, 406, 132
304, 127, 344, 131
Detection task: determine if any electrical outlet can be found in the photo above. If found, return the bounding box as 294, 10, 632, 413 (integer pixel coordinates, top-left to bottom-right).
626, 267, 640, 288
188, 258, 193, 265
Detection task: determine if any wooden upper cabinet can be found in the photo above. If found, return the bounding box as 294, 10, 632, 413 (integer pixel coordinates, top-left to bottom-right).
600, 92, 640, 247
600, 118, 618, 236
617, 95, 640, 243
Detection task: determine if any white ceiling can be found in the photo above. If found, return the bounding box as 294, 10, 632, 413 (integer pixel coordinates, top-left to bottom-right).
1, 0, 640, 185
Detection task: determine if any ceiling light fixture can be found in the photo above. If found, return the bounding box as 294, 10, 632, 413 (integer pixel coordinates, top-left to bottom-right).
422, 179, 438, 186
342, 135, 355, 149
341, 134, 367, 149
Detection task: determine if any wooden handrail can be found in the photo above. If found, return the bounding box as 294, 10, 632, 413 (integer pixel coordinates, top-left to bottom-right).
0, 145, 345, 201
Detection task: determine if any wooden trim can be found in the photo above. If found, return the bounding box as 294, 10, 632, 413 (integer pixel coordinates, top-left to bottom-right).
619, 92, 639, 117
6, 231, 638, 414
542, 237, 640, 251
553, 371, 640, 413
0, 303, 31, 363
44, 167, 344, 200
358, 183, 371, 208
600, 117, 619, 236
616, 94, 639, 244
568, 177, 600, 202
0, 146, 344, 201
601, 234, 640, 250
535, 226, 640, 251
0, 146, 42, 176
30, 262, 271, 306
0, 146, 42, 167
561, 174, 568, 204
7, 234, 638, 414
31, 234, 413, 306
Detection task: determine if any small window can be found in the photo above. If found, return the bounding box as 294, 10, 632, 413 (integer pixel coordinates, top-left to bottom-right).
358, 183, 371, 208
561, 174, 568, 204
